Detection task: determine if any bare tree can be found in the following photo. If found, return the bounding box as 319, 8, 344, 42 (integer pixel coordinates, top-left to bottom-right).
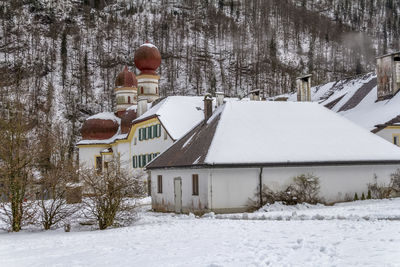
0, 100, 36, 232
80, 159, 146, 230
36, 125, 80, 230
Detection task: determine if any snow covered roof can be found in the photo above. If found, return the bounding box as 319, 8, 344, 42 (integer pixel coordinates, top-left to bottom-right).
147, 101, 400, 169
274, 73, 400, 132
77, 133, 127, 146
133, 96, 208, 140
86, 112, 121, 123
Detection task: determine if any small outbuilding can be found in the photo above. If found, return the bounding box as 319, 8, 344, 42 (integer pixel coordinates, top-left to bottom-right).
147, 101, 400, 214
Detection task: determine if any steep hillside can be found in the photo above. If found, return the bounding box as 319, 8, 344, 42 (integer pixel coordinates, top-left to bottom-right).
1, 0, 400, 156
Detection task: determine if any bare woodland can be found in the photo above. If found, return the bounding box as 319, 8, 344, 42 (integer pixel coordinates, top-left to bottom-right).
2, 0, 400, 231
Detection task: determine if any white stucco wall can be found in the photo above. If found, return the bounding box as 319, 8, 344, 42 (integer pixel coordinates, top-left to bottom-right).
151, 163, 400, 214
132, 122, 174, 169
78, 146, 109, 169
150, 169, 209, 213
376, 128, 400, 146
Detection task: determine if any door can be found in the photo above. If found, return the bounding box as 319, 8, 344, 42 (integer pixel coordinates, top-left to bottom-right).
174, 177, 182, 213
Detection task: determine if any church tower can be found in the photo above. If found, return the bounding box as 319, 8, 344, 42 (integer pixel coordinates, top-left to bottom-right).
134, 42, 161, 105
114, 66, 138, 117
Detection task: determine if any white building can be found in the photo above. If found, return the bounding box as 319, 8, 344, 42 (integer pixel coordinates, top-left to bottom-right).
147, 101, 400, 214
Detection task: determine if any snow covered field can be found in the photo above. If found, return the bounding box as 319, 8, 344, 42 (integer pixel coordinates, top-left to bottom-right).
1, 199, 400, 267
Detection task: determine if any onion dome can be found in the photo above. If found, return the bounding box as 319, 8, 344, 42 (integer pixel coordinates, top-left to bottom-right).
115, 66, 138, 87
81, 112, 120, 140
120, 109, 137, 134
134, 42, 161, 75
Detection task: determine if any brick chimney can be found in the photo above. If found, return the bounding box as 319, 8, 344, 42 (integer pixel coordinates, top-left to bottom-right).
204, 94, 213, 122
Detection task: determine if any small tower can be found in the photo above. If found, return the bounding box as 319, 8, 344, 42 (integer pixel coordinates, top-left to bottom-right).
115, 66, 138, 117
296, 74, 312, 102
134, 42, 161, 104
377, 51, 400, 100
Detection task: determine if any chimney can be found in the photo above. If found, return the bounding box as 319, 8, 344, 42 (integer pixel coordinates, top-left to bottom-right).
216, 91, 224, 107
296, 74, 312, 102
203, 94, 213, 122
249, 89, 260, 101
137, 98, 148, 117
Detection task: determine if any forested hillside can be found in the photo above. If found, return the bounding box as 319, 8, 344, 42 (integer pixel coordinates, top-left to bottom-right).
1, 0, 400, 157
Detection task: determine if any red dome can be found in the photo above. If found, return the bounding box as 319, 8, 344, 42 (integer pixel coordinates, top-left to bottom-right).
134, 42, 161, 75
81, 117, 119, 140
115, 66, 138, 87
120, 109, 137, 134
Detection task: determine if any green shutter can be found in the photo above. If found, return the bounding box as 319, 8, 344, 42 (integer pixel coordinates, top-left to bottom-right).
147, 154, 152, 162
143, 128, 147, 140
148, 126, 152, 139
153, 125, 157, 138
139, 129, 142, 141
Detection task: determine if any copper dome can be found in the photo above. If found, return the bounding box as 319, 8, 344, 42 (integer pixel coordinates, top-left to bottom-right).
81, 117, 119, 140
120, 109, 137, 134
134, 42, 161, 75
115, 66, 138, 87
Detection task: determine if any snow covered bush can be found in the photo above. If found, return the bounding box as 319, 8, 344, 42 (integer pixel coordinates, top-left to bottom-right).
290, 174, 321, 204
80, 160, 146, 230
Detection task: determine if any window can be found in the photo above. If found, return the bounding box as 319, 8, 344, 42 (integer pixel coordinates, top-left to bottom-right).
128, 96, 131, 104
147, 154, 152, 163
141, 87, 144, 94
95, 156, 102, 174
132, 156, 137, 168
148, 126, 152, 139
157, 175, 163, 193
139, 128, 142, 141
156, 87, 158, 94
143, 128, 147, 140
394, 136, 399, 146
192, 174, 199, 196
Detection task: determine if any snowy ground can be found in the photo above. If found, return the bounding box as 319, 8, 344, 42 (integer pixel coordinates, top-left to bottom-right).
1, 199, 400, 267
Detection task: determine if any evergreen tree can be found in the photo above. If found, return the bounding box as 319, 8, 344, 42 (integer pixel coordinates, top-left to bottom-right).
354, 193, 359, 201
361, 192, 365, 200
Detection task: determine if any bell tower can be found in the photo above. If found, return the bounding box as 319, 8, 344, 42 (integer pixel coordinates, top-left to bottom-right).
134, 42, 161, 104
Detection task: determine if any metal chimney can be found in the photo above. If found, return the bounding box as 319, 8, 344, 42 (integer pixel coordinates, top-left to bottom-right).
216, 91, 224, 107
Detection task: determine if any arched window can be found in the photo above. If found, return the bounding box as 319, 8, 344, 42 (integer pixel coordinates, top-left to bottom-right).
141, 87, 144, 94
128, 96, 131, 104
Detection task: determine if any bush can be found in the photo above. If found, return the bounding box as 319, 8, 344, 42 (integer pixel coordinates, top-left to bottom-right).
367, 174, 392, 199
354, 193, 359, 201
249, 173, 322, 208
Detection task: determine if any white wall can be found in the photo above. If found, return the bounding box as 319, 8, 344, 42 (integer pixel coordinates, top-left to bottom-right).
79, 146, 109, 169
261, 164, 398, 202
376, 128, 400, 146
151, 163, 400, 214
132, 123, 173, 169
150, 169, 209, 213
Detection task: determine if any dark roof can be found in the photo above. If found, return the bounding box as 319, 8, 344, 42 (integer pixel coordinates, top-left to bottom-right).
338, 78, 377, 112
324, 94, 346, 109
146, 114, 221, 169
372, 115, 400, 133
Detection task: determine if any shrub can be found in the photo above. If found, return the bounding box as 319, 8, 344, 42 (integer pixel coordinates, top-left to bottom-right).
361, 192, 365, 200
248, 173, 322, 209
367, 190, 372, 199
354, 193, 359, 201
